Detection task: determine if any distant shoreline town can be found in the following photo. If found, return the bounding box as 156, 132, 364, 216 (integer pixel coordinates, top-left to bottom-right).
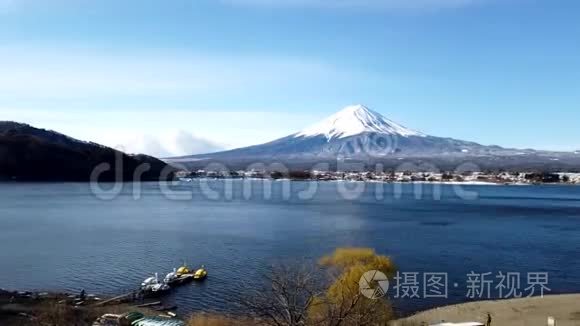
177, 170, 580, 185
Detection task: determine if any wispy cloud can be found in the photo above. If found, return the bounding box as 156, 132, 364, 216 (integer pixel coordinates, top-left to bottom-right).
0, 46, 349, 100
222, 0, 482, 11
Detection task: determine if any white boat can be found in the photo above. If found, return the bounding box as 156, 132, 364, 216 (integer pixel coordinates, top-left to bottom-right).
163, 269, 178, 284
163, 267, 193, 285
141, 273, 171, 295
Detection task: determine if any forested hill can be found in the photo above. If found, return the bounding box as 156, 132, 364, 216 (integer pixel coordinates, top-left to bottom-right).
0, 122, 176, 181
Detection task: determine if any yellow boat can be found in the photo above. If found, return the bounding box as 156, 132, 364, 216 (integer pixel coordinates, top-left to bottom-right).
176, 265, 191, 276
172, 262, 207, 282
193, 265, 208, 281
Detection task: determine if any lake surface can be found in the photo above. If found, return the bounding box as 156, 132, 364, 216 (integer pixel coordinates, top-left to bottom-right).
0, 181, 579, 316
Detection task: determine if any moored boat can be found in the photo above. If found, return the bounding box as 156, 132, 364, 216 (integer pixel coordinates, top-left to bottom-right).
192, 265, 208, 281
163, 267, 194, 286
141, 273, 171, 296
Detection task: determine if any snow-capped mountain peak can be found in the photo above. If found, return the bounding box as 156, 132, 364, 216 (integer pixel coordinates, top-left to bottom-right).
176, 104, 567, 169
295, 104, 424, 140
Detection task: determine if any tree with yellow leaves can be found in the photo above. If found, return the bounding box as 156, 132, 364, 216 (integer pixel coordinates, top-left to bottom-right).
309, 247, 397, 326
235, 247, 397, 326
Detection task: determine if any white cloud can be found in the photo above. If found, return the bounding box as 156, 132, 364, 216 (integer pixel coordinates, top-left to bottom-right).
0, 107, 317, 157
117, 130, 224, 158
222, 0, 482, 10
0, 46, 357, 157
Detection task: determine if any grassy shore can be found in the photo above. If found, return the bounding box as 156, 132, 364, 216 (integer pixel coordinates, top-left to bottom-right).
394, 294, 580, 326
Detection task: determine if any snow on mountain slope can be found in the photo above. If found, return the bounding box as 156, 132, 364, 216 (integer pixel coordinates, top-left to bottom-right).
170, 104, 580, 171
295, 104, 424, 140
175, 104, 489, 160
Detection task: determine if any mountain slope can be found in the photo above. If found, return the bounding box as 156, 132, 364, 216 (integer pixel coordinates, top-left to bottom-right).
171, 105, 580, 171
0, 122, 176, 181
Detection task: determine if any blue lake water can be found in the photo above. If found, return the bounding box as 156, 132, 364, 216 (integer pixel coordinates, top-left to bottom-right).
0, 181, 579, 316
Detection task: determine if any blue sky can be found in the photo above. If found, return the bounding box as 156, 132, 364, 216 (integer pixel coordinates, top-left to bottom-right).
1, 0, 579, 157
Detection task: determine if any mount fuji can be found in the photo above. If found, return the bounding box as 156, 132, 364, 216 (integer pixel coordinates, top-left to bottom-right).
172, 105, 579, 171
